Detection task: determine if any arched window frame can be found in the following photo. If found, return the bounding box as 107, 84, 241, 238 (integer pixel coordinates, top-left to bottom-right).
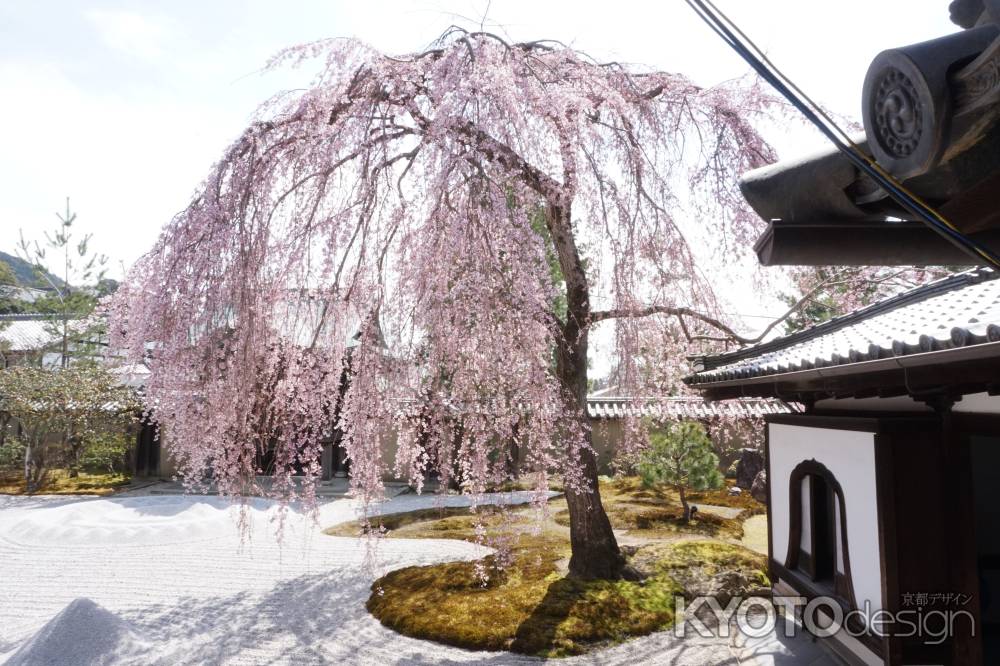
785, 459, 857, 608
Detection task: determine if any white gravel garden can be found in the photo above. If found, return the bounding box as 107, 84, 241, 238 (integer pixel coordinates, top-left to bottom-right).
0, 492, 826, 665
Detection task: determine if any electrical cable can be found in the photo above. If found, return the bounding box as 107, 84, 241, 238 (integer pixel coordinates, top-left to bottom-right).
692, 0, 999, 265
685, 0, 1000, 269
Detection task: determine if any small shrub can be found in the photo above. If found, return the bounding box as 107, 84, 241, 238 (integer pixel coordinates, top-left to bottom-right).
637, 420, 723, 522
80, 432, 132, 474
0, 437, 26, 469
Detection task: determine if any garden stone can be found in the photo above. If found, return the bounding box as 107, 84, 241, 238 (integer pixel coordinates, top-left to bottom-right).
734, 448, 764, 490
751, 469, 768, 504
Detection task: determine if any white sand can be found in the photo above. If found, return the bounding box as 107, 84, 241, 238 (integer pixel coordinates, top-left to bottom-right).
0, 492, 828, 665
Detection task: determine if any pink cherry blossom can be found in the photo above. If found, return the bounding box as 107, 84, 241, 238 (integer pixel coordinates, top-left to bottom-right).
109, 29, 775, 578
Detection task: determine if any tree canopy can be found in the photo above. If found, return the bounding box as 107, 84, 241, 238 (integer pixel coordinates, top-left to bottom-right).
0, 363, 139, 492
110, 29, 774, 578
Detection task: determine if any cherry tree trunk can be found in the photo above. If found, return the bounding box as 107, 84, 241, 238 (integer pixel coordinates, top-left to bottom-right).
558, 324, 625, 579
549, 202, 625, 580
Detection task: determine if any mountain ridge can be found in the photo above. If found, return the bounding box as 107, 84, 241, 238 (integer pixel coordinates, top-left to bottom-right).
0, 250, 65, 290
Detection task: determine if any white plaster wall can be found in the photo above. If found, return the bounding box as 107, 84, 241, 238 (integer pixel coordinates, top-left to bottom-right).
953, 391, 1000, 414
769, 423, 883, 612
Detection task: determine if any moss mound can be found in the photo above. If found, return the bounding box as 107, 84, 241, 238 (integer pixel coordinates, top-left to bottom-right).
367, 529, 682, 657
642, 541, 771, 606
323, 505, 497, 538
638, 541, 768, 583
553, 503, 744, 540
605, 476, 766, 513
346, 496, 769, 657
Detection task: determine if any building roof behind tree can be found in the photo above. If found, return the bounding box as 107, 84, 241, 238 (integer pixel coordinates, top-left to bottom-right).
585, 395, 793, 419
0, 314, 72, 352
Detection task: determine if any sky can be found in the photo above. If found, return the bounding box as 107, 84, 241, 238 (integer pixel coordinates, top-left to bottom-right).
0, 0, 959, 330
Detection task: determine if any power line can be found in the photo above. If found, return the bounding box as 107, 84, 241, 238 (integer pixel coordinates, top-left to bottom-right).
685, 0, 1000, 270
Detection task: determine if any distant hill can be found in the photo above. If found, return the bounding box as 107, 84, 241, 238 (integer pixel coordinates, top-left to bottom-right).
0, 251, 65, 290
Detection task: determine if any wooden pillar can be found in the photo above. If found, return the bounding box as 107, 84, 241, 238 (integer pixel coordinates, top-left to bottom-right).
944, 408, 985, 666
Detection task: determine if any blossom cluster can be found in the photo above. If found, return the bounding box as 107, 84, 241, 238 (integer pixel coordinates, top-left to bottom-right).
108, 30, 774, 537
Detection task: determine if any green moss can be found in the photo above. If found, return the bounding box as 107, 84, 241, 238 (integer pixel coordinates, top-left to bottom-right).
338, 478, 769, 657
0, 469, 131, 495
649, 540, 767, 576
604, 476, 765, 514
553, 502, 744, 540
368, 531, 682, 657
633, 540, 771, 598
323, 505, 490, 538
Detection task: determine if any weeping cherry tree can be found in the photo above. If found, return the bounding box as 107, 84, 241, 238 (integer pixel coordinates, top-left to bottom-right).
109, 29, 775, 579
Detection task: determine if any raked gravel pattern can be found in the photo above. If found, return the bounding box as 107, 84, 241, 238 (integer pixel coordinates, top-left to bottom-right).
0, 492, 831, 665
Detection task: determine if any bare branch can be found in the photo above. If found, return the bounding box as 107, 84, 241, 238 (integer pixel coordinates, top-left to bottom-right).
590, 270, 853, 346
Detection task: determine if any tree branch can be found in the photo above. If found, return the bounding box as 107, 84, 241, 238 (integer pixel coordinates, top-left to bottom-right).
589, 305, 755, 344
589, 271, 852, 346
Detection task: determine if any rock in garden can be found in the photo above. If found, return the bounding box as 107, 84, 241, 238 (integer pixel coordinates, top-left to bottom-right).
751, 469, 768, 504
728, 486, 742, 496
735, 448, 764, 490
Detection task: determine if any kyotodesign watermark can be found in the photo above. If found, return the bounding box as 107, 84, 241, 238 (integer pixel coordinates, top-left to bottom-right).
674, 595, 975, 645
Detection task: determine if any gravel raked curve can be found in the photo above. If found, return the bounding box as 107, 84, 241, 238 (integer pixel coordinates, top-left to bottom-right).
0, 491, 825, 665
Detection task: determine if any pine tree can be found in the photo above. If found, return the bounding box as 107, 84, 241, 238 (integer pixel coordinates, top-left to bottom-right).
638, 420, 723, 522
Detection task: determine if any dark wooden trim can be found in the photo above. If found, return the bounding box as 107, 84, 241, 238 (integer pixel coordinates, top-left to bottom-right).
696, 349, 1000, 403
784, 459, 858, 610
874, 433, 901, 664
810, 408, 934, 420
771, 560, 885, 658
754, 219, 1000, 267
785, 468, 804, 572
768, 412, 943, 435
772, 560, 850, 612
948, 413, 987, 665
768, 412, 985, 664
834, 571, 852, 602
952, 411, 1000, 431
796, 550, 814, 576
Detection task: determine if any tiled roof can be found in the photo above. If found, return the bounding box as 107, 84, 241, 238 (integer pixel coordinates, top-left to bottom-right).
393, 395, 791, 420
0, 314, 69, 352
585, 396, 793, 419
686, 268, 1000, 385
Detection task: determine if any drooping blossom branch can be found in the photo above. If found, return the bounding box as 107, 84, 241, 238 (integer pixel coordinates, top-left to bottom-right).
108, 28, 776, 578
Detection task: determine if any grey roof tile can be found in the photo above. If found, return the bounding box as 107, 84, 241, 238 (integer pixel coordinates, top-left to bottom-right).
0, 314, 67, 352
686, 268, 1000, 385
584, 396, 792, 419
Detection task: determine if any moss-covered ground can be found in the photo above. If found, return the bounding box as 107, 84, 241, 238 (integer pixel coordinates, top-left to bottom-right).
0, 469, 132, 495
326, 477, 768, 657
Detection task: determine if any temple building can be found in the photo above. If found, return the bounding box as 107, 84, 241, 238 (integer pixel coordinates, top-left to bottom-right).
686, 269, 1000, 665
747, 0, 1000, 268
685, 2, 1000, 663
